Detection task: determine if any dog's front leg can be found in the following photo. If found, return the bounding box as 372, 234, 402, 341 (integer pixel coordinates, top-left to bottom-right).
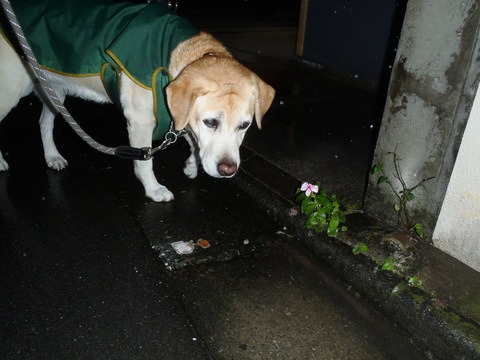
129, 121, 174, 202
134, 159, 174, 202
121, 74, 174, 202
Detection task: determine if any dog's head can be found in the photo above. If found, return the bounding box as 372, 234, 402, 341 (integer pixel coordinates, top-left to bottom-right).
166, 56, 275, 178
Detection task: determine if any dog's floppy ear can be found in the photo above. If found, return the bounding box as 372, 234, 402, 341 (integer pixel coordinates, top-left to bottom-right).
166, 76, 206, 130
254, 77, 275, 129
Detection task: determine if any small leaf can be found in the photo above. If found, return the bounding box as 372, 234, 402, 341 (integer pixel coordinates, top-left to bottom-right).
304, 202, 317, 215
317, 195, 330, 206
353, 242, 369, 255
329, 219, 340, 231
406, 192, 415, 201
341, 226, 348, 231
372, 163, 383, 175
327, 227, 339, 238
305, 213, 319, 228
412, 223, 424, 238
330, 211, 339, 221
317, 208, 327, 218
301, 196, 314, 213
318, 211, 327, 222
377, 176, 388, 185
381, 258, 396, 272
394, 203, 401, 212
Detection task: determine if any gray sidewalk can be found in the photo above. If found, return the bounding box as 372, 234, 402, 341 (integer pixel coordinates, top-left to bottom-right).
1, 94, 422, 359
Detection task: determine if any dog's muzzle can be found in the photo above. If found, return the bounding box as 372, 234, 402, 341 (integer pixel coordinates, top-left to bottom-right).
217, 161, 238, 177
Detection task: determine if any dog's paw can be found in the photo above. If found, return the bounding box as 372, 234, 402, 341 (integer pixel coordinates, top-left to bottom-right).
46, 156, 69, 171
146, 185, 174, 202
183, 156, 198, 179
0, 158, 9, 171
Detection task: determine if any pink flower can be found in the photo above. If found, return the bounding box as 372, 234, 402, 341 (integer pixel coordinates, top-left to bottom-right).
301, 182, 319, 196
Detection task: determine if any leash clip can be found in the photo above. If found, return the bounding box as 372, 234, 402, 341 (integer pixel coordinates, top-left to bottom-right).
140, 147, 153, 160
113, 126, 190, 161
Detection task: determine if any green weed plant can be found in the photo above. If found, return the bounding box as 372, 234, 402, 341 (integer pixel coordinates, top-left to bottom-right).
296, 182, 347, 238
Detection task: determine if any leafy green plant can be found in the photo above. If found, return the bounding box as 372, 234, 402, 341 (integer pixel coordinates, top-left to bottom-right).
296, 182, 347, 238
372, 148, 434, 238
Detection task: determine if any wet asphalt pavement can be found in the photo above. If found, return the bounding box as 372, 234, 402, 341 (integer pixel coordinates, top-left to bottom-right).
0, 100, 209, 359
170, 244, 422, 360
0, 22, 425, 359
0, 91, 423, 359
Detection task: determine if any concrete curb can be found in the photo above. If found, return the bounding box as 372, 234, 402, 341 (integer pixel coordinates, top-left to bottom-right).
234, 147, 480, 360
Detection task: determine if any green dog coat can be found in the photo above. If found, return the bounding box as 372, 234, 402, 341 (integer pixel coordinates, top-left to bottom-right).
0, 0, 198, 140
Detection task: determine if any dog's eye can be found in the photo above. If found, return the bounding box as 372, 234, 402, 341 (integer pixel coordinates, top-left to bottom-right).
239, 121, 251, 130
203, 118, 219, 129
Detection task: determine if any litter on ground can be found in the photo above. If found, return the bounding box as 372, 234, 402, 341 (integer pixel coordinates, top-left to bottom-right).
171, 241, 195, 255
171, 238, 211, 254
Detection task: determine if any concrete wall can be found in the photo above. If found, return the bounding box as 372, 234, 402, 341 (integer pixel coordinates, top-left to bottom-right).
432, 87, 480, 272
365, 1, 480, 239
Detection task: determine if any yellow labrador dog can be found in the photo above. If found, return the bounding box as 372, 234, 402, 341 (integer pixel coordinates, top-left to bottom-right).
0, 0, 274, 202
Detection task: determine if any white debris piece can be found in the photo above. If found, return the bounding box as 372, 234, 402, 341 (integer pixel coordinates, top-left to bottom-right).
171, 241, 194, 255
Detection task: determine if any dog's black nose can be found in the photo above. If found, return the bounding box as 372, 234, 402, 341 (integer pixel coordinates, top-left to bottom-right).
217, 161, 237, 176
